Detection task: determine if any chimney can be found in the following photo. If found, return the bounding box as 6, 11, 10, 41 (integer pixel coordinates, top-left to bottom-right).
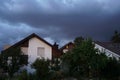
53, 42, 59, 49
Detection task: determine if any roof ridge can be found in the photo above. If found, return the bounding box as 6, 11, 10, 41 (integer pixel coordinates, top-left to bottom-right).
2, 33, 53, 52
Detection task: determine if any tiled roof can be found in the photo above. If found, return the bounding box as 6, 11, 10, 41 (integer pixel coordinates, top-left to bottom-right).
94, 41, 120, 56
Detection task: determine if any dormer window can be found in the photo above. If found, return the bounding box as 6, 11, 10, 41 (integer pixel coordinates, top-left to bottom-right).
66, 45, 68, 49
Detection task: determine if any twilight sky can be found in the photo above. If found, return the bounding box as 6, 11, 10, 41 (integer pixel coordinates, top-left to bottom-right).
0, 0, 120, 51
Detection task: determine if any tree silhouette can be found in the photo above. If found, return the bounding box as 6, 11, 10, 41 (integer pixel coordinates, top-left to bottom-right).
0, 47, 28, 78
61, 38, 108, 79
111, 30, 120, 43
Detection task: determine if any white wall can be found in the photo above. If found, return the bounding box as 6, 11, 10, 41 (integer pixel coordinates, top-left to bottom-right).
28, 37, 52, 64
95, 43, 120, 60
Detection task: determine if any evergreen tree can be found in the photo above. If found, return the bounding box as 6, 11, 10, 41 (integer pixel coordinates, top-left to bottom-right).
111, 30, 120, 43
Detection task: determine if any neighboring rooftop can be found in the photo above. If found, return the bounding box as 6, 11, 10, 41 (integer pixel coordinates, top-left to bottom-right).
60, 42, 74, 52
94, 41, 120, 55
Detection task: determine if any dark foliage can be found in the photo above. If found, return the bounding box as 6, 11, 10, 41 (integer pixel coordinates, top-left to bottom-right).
61, 37, 120, 79
101, 58, 120, 80
32, 58, 50, 80
111, 30, 120, 43
0, 47, 28, 78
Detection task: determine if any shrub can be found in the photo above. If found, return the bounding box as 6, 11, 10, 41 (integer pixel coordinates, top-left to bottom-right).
32, 58, 50, 80
18, 70, 28, 80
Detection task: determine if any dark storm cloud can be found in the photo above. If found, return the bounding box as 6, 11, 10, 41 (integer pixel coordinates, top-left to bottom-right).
0, 0, 120, 51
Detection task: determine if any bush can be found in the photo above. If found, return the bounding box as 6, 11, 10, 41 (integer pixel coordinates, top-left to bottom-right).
32, 58, 50, 80
18, 70, 28, 80
101, 58, 120, 80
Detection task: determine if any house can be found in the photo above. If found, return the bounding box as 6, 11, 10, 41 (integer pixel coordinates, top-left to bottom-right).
2, 33, 61, 65
94, 41, 120, 60
60, 41, 120, 60
60, 42, 74, 53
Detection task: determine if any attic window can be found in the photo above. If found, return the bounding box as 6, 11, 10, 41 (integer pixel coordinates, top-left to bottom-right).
37, 47, 45, 58
66, 45, 68, 49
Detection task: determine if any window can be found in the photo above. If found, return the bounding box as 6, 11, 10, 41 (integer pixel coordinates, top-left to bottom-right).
37, 47, 45, 58
66, 45, 68, 49
21, 47, 28, 55
8, 56, 12, 60
7, 56, 12, 65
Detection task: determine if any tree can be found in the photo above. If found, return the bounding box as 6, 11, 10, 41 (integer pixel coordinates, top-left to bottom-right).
0, 47, 28, 78
101, 57, 120, 80
111, 30, 120, 43
74, 36, 84, 46
61, 38, 108, 79
32, 58, 63, 80
32, 58, 50, 80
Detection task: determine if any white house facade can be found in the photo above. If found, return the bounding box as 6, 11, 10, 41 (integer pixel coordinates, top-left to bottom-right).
2, 33, 61, 65
24, 37, 52, 64
2, 33, 62, 73
94, 41, 120, 60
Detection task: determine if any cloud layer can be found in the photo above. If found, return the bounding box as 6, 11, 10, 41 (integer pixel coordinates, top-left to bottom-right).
0, 0, 120, 50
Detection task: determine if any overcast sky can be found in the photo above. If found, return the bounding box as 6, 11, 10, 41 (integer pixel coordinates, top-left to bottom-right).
0, 0, 120, 51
